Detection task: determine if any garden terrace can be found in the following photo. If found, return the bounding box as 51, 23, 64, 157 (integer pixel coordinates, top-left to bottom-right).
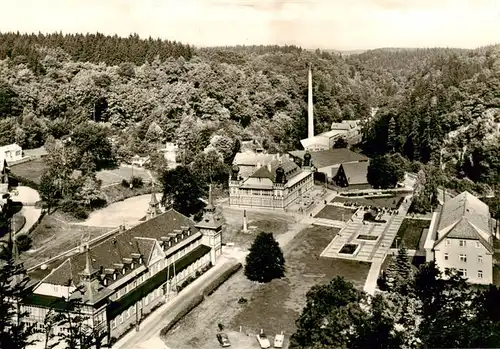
331, 193, 406, 210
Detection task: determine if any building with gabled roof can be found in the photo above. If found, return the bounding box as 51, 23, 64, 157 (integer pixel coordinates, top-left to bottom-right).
333, 161, 371, 190
229, 154, 314, 209
424, 191, 496, 284
289, 148, 369, 182
20, 194, 222, 342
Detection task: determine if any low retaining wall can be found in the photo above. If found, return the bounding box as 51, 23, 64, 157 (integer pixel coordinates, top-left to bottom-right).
159, 261, 242, 339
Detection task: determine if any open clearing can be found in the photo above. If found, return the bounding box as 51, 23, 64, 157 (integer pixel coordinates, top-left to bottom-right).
314, 205, 357, 221
10, 158, 46, 184
164, 224, 371, 349
221, 207, 293, 250
392, 218, 431, 250
97, 165, 153, 186
10, 160, 152, 187
20, 215, 110, 269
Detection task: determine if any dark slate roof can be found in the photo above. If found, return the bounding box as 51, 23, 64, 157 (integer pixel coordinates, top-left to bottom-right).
434, 191, 494, 253
248, 158, 300, 182
340, 161, 369, 185
31, 209, 200, 290
289, 149, 369, 168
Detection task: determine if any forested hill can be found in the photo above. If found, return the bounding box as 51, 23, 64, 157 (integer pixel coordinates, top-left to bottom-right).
0, 32, 193, 66
0, 31, 499, 193
0, 32, 373, 162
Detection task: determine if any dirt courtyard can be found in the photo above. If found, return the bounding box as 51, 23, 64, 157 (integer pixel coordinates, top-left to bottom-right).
164, 222, 371, 349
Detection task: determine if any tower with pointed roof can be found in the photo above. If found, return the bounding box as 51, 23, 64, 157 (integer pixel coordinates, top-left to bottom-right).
195, 184, 223, 265
146, 190, 162, 220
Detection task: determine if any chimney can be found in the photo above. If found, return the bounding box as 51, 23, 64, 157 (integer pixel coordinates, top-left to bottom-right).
308, 64, 314, 139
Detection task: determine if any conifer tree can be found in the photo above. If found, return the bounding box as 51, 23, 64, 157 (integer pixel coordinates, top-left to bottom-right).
0, 259, 37, 349
387, 116, 397, 152
384, 244, 413, 293
245, 232, 285, 283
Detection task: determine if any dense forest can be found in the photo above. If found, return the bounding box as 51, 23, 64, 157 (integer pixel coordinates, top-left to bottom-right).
0, 32, 499, 205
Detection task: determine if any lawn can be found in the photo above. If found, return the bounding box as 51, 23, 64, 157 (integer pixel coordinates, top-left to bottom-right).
392, 218, 431, 250
20, 214, 110, 269
102, 183, 154, 205
332, 193, 406, 210
164, 225, 370, 349
314, 205, 356, 221
97, 165, 152, 186
10, 158, 47, 184
221, 208, 293, 250
230, 225, 370, 336
9, 160, 153, 187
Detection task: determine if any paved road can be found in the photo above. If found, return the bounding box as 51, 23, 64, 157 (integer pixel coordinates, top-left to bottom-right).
112, 256, 242, 349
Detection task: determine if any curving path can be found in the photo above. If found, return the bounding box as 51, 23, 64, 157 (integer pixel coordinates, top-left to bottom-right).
72, 194, 156, 227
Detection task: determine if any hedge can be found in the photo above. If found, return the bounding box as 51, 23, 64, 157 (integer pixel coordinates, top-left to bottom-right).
159, 294, 204, 338
203, 262, 242, 297
8, 173, 40, 191
159, 261, 243, 339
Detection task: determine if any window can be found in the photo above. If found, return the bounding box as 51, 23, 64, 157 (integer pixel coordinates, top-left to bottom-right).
459, 240, 466, 247
446, 239, 451, 246
476, 241, 481, 248
478, 270, 483, 278
122, 268, 126, 275
458, 269, 467, 277
113, 273, 117, 280
478, 255, 483, 263
111, 320, 117, 329
53, 285, 59, 292
444, 253, 449, 261
103, 278, 107, 286
126, 308, 131, 319
459, 254, 467, 263
120, 314, 124, 324
131, 263, 134, 269
144, 295, 149, 306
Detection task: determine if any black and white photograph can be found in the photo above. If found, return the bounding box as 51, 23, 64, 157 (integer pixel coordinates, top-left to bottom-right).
0, 0, 499, 348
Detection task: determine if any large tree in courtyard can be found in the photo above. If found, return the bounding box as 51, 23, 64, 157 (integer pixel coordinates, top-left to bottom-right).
160, 165, 205, 217
245, 232, 285, 283
367, 154, 405, 189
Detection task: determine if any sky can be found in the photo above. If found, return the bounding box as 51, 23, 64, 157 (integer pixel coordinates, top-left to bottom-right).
0, 0, 499, 50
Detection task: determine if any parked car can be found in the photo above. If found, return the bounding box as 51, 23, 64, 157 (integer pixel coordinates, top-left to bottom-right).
216, 332, 231, 347
256, 329, 271, 349
274, 331, 284, 348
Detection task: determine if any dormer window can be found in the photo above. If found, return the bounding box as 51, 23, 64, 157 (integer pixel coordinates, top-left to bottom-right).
131, 263, 134, 269
122, 268, 126, 275
168, 241, 172, 247
113, 273, 117, 280
103, 279, 108, 286
139, 257, 143, 264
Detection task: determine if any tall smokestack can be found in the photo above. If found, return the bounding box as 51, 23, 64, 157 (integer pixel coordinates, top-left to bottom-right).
308, 64, 314, 139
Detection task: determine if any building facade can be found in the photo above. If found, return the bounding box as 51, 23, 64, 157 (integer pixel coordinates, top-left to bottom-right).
333, 161, 371, 190
21, 192, 223, 343
229, 155, 314, 209
424, 191, 495, 285
289, 149, 370, 182
0, 143, 23, 163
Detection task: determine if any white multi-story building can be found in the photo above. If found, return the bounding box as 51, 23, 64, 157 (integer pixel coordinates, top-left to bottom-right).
424, 191, 496, 285
0, 143, 23, 162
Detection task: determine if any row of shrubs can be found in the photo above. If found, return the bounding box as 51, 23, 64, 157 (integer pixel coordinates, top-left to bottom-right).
120, 176, 144, 189
160, 261, 243, 339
